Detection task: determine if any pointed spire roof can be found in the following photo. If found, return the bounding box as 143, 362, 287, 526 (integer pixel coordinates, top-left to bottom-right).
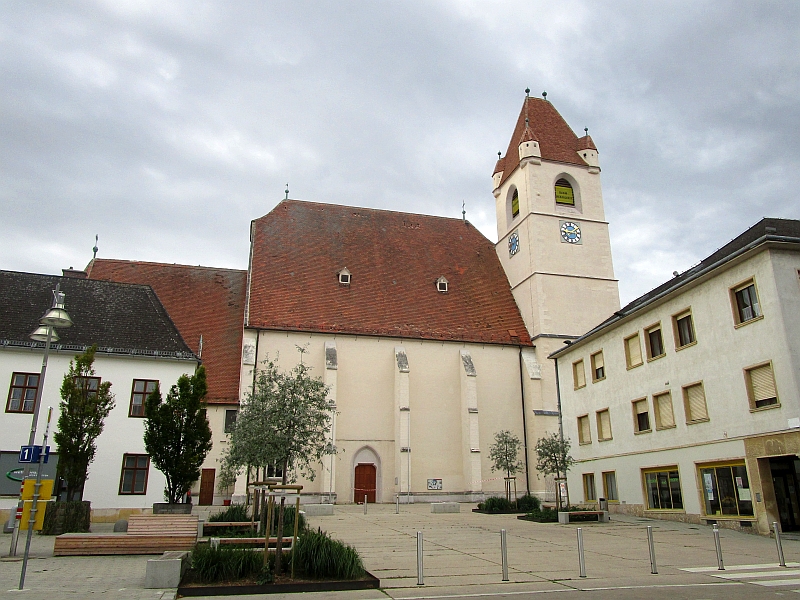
576, 134, 597, 151
493, 151, 504, 175
495, 96, 590, 185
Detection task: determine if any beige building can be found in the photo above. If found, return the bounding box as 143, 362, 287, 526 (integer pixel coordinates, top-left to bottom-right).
551, 219, 800, 535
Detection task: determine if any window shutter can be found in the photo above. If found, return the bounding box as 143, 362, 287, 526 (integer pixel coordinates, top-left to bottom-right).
599, 410, 611, 439
574, 361, 586, 388
580, 416, 591, 443
656, 393, 675, 428
626, 335, 642, 366
750, 364, 777, 402
686, 384, 708, 421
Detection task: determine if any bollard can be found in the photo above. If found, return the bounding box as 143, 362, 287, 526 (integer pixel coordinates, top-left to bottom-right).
417, 531, 424, 585
713, 524, 724, 570
577, 527, 586, 578
647, 525, 657, 574
396, 495, 400, 514
774, 522, 787, 567
364, 495, 368, 514
501, 529, 509, 581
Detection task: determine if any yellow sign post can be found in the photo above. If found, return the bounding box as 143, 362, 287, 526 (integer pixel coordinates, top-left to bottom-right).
19, 500, 49, 531
21, 479, 54, 501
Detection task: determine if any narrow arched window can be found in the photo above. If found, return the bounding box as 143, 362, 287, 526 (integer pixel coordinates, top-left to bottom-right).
555, 179, 575, 206
511, 189, 520, 218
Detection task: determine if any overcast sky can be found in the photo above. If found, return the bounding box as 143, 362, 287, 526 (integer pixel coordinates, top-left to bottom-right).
2, 1, 798, 305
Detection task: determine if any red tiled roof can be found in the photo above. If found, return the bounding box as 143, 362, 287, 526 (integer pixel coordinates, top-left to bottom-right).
576, 134, 597, 151
247, 200, 532, 346
86, 259, 246, 404
497, 97, 589, 185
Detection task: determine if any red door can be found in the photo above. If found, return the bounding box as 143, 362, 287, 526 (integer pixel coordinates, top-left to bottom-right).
354, 464, 376, 503
199, 468, 215, 506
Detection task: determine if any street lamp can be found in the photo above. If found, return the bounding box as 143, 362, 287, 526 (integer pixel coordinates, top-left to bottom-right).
9, 286, 72, 557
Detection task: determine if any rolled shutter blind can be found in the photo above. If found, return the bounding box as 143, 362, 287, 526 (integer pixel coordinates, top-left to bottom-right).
594, 353, 604, 369
580, 416, 591, 443
751, 364, 777, 402
600, 410, 611, 439
575, 362, 585, 387
627, 335, 642, 366
657, 393, 675, 428
686, 385, 708, 421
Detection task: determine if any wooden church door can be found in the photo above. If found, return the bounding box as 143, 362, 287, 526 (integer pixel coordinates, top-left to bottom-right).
354, 463, 376, 503
199, 468, 215, 505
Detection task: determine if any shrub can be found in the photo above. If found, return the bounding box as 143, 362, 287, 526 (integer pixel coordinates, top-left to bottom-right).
293, 528, 365, 580
525, 506, 559, 522
482, 496, 514, 513
209, 503, 249, 522
191, 543, 264, 583
517, 494, 541, 512
270, 505, 306, 534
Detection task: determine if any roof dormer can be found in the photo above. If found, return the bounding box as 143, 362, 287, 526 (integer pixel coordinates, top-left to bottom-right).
338, 267, 351, 285
436, 276, 448, 293
576, 129, 599, 172
518, 118, 541, 165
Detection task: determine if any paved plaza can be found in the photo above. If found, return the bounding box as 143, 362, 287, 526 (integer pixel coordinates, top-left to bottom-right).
2, 503, 800, 599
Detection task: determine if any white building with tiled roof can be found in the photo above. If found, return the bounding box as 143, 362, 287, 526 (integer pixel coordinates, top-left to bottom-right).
551, 218, 800, 536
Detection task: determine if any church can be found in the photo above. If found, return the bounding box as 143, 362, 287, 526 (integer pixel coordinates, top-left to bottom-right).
86, 93, 621, 505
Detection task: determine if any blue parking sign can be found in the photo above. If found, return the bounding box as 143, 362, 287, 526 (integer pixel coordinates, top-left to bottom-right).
18, 446, 49, 464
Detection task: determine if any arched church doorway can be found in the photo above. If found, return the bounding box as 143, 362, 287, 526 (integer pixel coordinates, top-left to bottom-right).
352, 446, 380, 503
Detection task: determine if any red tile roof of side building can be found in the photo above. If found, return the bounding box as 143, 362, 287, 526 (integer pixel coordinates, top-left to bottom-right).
86, 259, 247, 405
247, 200, 532, 346
495, 97, 590, 184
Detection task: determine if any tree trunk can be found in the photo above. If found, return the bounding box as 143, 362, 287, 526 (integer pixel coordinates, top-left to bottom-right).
273, 460, 289, 575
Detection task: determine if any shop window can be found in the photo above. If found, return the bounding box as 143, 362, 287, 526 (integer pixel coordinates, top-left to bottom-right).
745, 362, 779, 409
573, 359, 586, 389
624, 333, 643, 369
603, 471, 618, 502
632, 398, 651, 433
645, 324, 665, 360
596, 409, 612, 441
731, 279, 762, 325
653, 391, 676, 429
672, 310, 696, 349
130, 379, 158, 418
119, 454, 149, 495
643, 468, 683, 510
699, 463, 754, 517
583, 473, 597, 501
591, 350, 605, 382
577, 414, 591, 445
6, 373, 39, 413
683, 382, 709, 423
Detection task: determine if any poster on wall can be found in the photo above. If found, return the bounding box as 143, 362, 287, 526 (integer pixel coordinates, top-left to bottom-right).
427, 479, 442, 490
703, 473, 714, 500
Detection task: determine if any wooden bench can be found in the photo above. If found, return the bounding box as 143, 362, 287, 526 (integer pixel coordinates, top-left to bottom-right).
215, 536, 294, 546
54, 514, 199, 556
557, 510, 609, 524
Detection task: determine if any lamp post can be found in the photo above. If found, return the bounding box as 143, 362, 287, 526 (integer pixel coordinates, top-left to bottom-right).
8, 285, 72, 557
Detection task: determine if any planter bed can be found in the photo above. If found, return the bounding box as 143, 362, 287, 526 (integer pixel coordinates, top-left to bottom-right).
472, 508, 527, 514
177, 571, 380, 597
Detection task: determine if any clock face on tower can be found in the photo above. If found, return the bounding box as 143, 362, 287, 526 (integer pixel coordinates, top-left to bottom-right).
560, 221, 582, 244
508, 232, 520, 256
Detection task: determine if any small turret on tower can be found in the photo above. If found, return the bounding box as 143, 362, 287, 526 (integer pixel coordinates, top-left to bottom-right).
492, 151, 504, 192
518, 118, 541, 165
576, 128, 599, 173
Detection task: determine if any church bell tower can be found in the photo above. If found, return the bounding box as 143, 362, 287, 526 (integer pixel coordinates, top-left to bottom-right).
493, 91, 620, 345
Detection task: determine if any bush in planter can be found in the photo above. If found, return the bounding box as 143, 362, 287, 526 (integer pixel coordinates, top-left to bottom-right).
190, 543, 265, 583
209, 503, 249, 523
41, 501, 91, 535
517, 494, 541, 512
293, 528, 365, 580
525, 506, 559, 522
482, 496, 514, 513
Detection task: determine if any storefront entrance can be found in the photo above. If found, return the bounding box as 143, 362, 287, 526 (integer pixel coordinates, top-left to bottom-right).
770, 456, 800, 531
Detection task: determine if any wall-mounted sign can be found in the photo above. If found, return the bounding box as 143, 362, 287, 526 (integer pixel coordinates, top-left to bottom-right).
427, 478, 442, 491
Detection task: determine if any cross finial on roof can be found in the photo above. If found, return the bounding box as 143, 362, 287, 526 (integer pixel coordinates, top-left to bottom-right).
497, 151, 501, 159
585, 127, 589, 135
462, 200, 466, 223
285, 184, 289, 200
93, 234, 98, 259
525, 87, 530, 97
542, 91, 547, 100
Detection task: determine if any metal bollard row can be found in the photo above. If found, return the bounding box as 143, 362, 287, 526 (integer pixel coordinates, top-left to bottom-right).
417, 531, 424, 585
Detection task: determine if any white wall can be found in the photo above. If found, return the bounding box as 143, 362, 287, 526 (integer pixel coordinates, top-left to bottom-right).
0, 346, 197, 509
